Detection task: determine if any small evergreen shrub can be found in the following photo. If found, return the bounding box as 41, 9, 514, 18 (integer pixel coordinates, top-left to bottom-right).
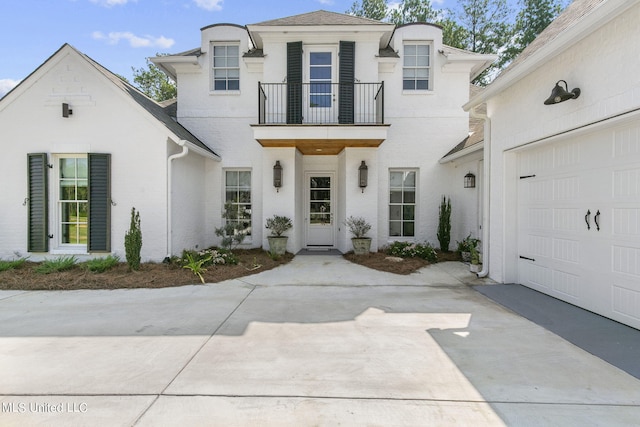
181, 248, 238, 267
83, 255, 120, 273
437, 196, 452, 252
345, 216, 372, 238
124, 207, 142, 271
387, 241, 437, 262
35, 256, 78, 274
215, 202, 248, 250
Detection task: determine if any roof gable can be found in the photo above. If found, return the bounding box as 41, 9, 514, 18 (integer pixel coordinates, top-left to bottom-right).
251, 10, 387, 26
2, 44, 218, 159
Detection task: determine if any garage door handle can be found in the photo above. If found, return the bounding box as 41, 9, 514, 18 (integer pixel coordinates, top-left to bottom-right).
585, 210, 591, 230
595, 210, 600, 231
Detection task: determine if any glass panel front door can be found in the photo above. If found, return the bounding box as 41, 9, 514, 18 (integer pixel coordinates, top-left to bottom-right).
306, 174, 335, 246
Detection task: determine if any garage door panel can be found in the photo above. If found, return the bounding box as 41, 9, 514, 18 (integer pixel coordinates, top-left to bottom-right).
517, 120, 640, 330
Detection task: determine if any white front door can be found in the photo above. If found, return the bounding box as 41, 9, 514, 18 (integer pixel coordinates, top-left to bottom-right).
306, 173, 335, 247
516, 120, 640, 329
305, 47, 338, 124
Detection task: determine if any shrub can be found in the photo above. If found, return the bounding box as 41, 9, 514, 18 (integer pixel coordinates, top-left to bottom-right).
0, 258, 28, 272
183, 252, 212, 284
35, 256, 77, 274
437, 196, 452, 252
215, 202, 248, 250
345, 216, 372, 238
386, 241, 437, 262
124, 207, 142, 271
181, 248, 238, 267
456, 234, 480, 253
83, 255, 120, 273
265, 215, 293, 237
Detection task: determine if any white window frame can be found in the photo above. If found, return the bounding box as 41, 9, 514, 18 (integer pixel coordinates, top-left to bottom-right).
389, 169, 418, 239
223, 169, 252, 242
53, 154, 89, 253
402, 42, 432, 92
211, 42, 240, 93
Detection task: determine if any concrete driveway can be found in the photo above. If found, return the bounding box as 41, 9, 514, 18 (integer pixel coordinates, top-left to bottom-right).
0, 256, 639, 426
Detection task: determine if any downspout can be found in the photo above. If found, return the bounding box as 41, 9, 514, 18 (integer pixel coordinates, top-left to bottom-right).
166, 140, 189, 261
470, 107, 490, 278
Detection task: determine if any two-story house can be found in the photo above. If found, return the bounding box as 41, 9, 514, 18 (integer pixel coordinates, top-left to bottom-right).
0, 10, 493, 262
152, 10, 494, 255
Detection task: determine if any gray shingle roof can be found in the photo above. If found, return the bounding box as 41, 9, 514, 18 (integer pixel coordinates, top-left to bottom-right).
492, 0, 606, 84
252, 10, 388, 26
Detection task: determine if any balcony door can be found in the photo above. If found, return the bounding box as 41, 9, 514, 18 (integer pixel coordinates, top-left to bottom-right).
305, 47, 338, 124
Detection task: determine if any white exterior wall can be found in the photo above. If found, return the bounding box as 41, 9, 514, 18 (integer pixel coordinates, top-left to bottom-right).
485, 3, 640, 282
172, 19, 479, 253
0, 48, 172, 261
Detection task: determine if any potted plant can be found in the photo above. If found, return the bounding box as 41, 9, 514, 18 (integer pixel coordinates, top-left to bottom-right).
457, 234, 480, 263
265, 215, 292, 256
345, 216, 372, 255
469, 245, 481, 273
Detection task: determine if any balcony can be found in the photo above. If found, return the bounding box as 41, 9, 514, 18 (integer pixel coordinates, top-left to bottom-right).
252, 82, 389, 155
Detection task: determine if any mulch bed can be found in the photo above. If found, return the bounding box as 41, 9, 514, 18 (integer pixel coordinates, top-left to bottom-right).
0, 249, 293, 291
344, 250, 461, 275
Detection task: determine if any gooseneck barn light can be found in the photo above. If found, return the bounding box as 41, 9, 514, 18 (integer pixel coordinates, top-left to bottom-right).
544, 80, 581, 105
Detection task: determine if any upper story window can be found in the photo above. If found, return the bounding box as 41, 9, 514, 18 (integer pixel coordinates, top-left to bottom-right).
403, 43, 431, 91
212, 44, 239, 91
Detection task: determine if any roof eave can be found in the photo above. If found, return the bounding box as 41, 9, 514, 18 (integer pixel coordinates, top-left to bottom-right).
439, 141, 484, 164
464, 0, 640, 111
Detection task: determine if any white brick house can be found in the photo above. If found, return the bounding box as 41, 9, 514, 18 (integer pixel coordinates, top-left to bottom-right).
0, 10, 492, 261
152, 10, 494, 255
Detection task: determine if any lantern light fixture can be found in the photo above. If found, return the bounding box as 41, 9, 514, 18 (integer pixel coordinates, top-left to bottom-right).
273, 160, 282, 191
358, 161, 368, 193
464, 172, 476, 188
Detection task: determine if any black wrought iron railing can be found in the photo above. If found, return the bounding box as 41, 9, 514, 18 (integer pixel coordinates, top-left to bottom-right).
258, 82, 384, 125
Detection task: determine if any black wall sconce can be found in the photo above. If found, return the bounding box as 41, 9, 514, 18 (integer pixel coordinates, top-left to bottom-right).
358, 161, 368, 193
544, 80, 581, 105
464, 172, 476, 188
62, 103, 73, 117
273, 160, 282, 192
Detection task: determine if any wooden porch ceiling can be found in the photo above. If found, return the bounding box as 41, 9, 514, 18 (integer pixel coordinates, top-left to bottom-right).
256, 138, 385, 155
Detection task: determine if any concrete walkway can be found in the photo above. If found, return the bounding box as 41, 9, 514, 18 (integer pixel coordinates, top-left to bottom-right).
0, 256, 638, 426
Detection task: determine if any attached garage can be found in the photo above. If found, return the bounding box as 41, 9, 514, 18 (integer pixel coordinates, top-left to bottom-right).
515, 116, 640, 329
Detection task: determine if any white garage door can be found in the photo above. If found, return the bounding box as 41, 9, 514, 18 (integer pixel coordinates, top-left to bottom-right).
517, 120, 640, 329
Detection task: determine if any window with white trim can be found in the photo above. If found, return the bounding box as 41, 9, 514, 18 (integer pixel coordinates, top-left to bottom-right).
225, 170, 252, 236
212, 44, 239, 91
59, 156, 88, 245
389, 170, 416, 237
403, 43, 431, 91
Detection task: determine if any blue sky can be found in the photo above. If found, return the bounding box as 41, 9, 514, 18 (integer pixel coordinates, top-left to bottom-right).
0, 0, 500, 98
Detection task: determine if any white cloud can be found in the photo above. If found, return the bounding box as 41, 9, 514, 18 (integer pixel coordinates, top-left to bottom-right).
317, 0, 334, 5
194, 0, 223, 11
92, 31, 175, 49
0, 79, 20, 98
90, 0, 136, 6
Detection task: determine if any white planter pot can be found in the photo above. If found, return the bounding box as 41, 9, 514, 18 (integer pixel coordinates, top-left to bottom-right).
470, 263, 481, 273
267, 236, 288, 256
351, 238, 372, 255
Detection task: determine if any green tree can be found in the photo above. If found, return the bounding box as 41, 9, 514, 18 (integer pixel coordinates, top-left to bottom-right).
455, 0, 514, 85
389, 0, 439, 25
440, 17, 469, 49
132, 57, 176, 102
347, 0, 388, 20
124, 207, 142, 271
502, 0, 567, 65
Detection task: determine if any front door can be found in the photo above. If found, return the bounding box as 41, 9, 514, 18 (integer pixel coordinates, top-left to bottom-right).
306, 173, 335, 247
305, 47, 338, 124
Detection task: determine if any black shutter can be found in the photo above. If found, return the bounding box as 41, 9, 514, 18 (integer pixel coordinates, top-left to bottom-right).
287, 41, 303, 124
339, 41, 355, 124
27, 153, 49, 252
88, 153, 111, 252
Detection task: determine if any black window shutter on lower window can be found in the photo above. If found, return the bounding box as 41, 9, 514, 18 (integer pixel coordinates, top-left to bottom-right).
88, 153, 111, 252
27, 153, 49, 252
